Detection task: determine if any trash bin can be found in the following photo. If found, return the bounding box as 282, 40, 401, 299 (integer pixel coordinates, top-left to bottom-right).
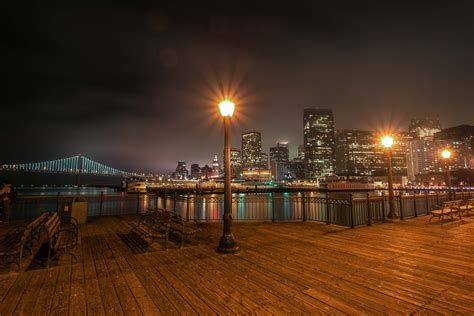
63, 197, 87, 224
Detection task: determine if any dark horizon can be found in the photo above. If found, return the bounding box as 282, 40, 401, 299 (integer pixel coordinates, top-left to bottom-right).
3, 1, 474, 174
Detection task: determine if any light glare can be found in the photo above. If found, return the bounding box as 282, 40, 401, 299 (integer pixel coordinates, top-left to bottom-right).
218, 99, 235, 117
381, 135, 394, 148
441, 149, 451, 159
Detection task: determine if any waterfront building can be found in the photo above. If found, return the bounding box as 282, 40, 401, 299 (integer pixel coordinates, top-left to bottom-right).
270, 142, 289, 163
242, 131, 263, 169
190, 163, 201, 179
200, 164, 213, 179
391, 132, 412, 176
223, 148, 243, 179
335, 130, 385, 176
303, 108, 336, 178
406, 139, 447, 181
242, 169, 272, 181
297, 145, 305, 160
409, 117, 442, 140
173, 160, 188, 180
434, 125, 474, 170
258, 152, 269, 169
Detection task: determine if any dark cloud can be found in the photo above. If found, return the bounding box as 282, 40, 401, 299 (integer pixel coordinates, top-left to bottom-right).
2, 1, 474, 173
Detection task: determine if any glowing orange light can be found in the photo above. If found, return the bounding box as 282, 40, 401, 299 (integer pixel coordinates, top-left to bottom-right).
218, 98, 235, 117
381, 135, 394, 148
441, 149, 451, 159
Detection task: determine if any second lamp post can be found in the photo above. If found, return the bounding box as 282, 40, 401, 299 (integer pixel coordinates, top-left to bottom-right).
382, 135, 397, 219
217, 98, 239, 254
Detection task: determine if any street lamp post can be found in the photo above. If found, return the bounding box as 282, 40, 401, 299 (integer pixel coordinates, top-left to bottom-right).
441, 149, 452, 200
382, 135, 397, 219
217, 99, 239, 254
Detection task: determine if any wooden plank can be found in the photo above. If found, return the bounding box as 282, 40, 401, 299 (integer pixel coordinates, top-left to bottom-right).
0, 271, 33, 315
49, 264, 72, 315
32, 269, 61, 314
13, 269, 47, 314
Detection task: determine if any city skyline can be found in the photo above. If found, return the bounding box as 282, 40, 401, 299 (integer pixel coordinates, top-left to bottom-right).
3, 1, 474, 173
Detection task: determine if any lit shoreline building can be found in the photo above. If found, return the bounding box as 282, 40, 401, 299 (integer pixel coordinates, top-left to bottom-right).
303, 108, 336, 178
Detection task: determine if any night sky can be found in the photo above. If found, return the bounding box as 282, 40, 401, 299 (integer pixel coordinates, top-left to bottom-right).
3, 1, 474, 173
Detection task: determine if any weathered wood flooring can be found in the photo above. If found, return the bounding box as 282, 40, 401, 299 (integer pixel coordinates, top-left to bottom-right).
1, 215, 474, 315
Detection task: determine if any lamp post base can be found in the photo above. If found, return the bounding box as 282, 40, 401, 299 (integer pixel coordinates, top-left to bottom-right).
217, 234, 239, 254
386, 213, 399, 220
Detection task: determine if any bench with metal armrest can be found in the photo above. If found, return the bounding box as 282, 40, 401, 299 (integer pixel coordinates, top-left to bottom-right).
168, 213, 201, 248
457, 198, 474, 216
132, 210, 171, 249
44, 212, 80, 268
0, 212, 49, 271
429, 200, 462, 222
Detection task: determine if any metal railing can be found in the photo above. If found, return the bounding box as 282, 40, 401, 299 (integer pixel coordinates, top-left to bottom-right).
10, 190, 474, 228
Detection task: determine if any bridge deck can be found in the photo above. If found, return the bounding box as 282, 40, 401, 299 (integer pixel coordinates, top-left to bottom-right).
1, 215, 473, 314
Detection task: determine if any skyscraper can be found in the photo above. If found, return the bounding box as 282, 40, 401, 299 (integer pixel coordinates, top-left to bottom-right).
303, 108, 336, 178
270, 142, 289, 163
335, 130, 385, 176
242, 131, 262, 170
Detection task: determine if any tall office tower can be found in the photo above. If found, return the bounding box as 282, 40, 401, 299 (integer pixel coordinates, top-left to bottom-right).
335, 130, 349, 175
409, 118, 442, 140
297, 145, 305, 160
406, 139, 447, 181
242, 131, 262, 169
336, 130, 385, 176
434, 125, 474, 169
258, 152, 269, 169
270, 142, 289, 163
223, 148, 243, 178
390, 132, 412, 176
190, 163, 201, 179
173, 160, 188, 179
303, 108, 336, 178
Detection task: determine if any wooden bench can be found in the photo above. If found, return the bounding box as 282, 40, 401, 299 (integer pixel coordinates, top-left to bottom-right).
0, 213, 49, 271
169, 213, 201, 248
429, 200, 462, 222
458, 198, 474, 216
132, 210, 171, 249
44, 213, 79, 268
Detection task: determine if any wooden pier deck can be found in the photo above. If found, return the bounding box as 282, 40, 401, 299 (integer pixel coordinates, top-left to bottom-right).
1, 215, 473, 314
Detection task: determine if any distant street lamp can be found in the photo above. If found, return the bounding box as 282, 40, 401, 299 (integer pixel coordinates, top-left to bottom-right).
381, 135, 397, 219
441, 149, 452, 200
217, 98, 239, 254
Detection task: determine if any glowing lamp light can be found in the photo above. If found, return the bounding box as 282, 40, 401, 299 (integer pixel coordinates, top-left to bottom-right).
441, 149, 451, 159
381, 135, 394, 148
218, 99, 235, 117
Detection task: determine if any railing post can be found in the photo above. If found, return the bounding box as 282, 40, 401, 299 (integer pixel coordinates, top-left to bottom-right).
173, 191, 177, 212
137, 192, 140, 213
155, 194, 159, 210
349, 194, 354, 228
381, 191, 386, 223
413, 190, 417, 217
302, 192, 306, 222
163, 193, 167, 210
425, 190, 429, 215
399, 191, 404, 220
56, 192, 60, 213
326, 192, 330, 225
186, 195, 190, 221
366, 193, 372, 226
271, 193, 275, 222
99, 191, 104, 216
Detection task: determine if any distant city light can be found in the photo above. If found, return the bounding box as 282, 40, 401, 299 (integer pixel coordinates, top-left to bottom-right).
381, 135, 394, 148
441, 149, 451, 159
218, 98, 235, 117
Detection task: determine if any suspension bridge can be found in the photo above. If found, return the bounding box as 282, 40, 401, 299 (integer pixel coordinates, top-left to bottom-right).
1, 155, 140, 177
